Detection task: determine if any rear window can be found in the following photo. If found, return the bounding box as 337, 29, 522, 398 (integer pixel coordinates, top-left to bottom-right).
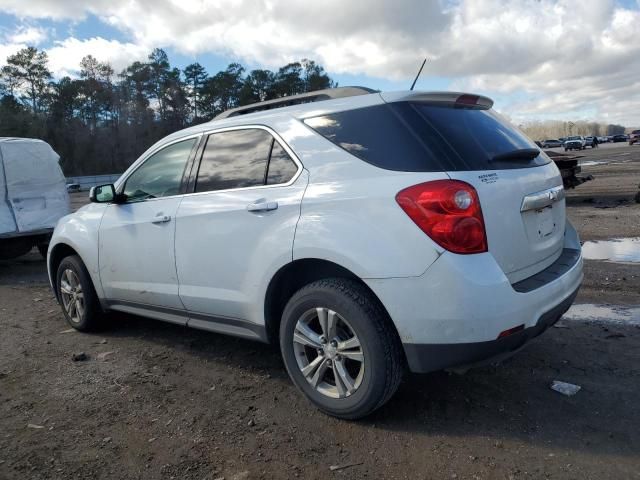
304, 102, 550, 172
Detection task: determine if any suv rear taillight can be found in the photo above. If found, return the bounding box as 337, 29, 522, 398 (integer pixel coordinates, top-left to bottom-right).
395, 180, 488, 254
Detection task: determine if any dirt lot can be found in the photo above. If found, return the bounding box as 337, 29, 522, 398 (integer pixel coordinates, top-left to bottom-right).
1, 144, 639, 480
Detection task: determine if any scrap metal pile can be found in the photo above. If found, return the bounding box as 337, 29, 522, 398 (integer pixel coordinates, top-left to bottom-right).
545, 150, 594, 189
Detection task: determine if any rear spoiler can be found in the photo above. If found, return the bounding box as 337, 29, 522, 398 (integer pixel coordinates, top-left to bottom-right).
380, 91, 494, 109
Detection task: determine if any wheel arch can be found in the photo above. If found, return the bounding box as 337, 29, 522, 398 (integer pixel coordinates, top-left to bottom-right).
48, 243, 81, 302
263, 258, 398, 346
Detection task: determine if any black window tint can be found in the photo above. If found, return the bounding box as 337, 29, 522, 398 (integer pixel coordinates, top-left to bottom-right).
267, 141, 298, 185
304, 102, 549, 172
412, 103, 548, 170
123, 138, 195, 202
196, 129, 272, 192
304, 104, 442, 172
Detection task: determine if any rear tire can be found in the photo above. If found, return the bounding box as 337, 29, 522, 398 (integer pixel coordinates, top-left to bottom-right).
56, 255, 103, 331
279, 278, 404, 419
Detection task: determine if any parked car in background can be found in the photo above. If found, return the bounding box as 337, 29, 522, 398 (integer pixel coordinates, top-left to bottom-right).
541, 139, 563, 148
559, 137, 566, 143
0, 138, 70, 260
47, 87, 583, 419
584, 136, 596, 148
613, 134, 628, 143
628, 130, 640, 146
66, 183, 81, 193
597, 136, 608, 143
564, 136, 586, 151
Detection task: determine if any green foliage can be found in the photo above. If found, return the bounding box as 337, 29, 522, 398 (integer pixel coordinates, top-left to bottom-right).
0, 47, 337, 175
1, 46, 51, 113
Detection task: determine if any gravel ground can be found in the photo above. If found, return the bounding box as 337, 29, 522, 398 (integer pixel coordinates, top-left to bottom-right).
1, 144, 639, 480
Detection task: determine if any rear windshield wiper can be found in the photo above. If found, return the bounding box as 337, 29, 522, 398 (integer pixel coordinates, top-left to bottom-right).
491, 148, 540, 163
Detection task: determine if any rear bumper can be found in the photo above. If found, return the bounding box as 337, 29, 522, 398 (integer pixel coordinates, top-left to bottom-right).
403, 285, 578, 373
365, 222, 583, 373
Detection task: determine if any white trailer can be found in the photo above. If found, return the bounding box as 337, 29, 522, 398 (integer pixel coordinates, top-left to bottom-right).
0, 138, 70, 259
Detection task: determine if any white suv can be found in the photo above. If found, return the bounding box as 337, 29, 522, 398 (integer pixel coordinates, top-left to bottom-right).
47, 88, 583, 419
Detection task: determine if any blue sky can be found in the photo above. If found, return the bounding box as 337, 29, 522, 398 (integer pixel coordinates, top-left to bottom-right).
1, 0, 639, 125
0, 10, 446, 91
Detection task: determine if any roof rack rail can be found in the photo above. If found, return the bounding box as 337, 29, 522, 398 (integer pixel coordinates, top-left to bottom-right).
215, 86, 377, 119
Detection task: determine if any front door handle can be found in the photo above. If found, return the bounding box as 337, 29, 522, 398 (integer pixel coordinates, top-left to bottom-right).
246, 200, 278, 212
151, 214, 172, 224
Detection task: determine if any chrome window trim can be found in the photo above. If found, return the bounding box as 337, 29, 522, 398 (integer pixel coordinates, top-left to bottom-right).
114, 133, 203, 200
183, 124, 304, 198
112, 124, 304, 204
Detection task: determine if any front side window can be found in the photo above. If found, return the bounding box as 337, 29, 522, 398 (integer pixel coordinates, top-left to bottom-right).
123, 138, 196, 202
195, 129, 299, 193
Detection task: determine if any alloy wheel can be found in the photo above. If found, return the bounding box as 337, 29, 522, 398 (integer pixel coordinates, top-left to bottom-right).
292, 307, 365, 399
59, 268, 84, 324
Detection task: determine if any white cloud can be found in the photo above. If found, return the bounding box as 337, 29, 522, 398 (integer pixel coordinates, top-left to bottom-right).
0, 0, 639, 124
46, 37, 148, 77
9, 26, 48, 45
0, 41, 22, 63
0, 26, 47, 66
0, 23, 147, 78
0, 0, 114, 20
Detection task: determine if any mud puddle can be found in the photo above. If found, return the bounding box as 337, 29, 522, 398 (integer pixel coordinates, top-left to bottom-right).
582, 237, 640, 263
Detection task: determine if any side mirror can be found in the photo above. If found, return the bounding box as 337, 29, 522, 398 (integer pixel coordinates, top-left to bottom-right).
90, 184, 117, 203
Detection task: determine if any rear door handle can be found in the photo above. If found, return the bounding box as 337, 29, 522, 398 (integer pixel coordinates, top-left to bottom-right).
151, 214, 172, 224
246, 200, 278, 212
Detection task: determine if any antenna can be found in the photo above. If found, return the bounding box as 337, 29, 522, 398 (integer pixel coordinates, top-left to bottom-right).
410, 58, 427, 91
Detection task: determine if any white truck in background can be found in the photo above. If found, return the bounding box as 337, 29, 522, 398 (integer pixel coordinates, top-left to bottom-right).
0, 138, 70, 260
564, 136, 586, 151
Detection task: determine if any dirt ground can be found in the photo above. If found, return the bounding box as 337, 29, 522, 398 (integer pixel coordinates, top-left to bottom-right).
1, 144, 639, 480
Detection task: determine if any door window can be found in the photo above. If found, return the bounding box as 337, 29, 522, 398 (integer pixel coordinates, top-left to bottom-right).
196, 129, 272, 193
195, 129, 299, 193
123, 138, 196, 202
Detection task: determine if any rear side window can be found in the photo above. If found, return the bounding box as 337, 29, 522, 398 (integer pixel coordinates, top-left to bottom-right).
195, 128, 298, 193
267, 141, 298, 185
304, 102, 550, 172
304, 104, 441, 172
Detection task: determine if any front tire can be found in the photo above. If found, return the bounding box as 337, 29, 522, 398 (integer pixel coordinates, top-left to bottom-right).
279, 278, 404, 419
56, 255, 103, 331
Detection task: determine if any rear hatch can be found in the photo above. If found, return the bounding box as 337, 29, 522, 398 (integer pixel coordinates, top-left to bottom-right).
306, 92, 566, 284
404, 99, 566, 283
